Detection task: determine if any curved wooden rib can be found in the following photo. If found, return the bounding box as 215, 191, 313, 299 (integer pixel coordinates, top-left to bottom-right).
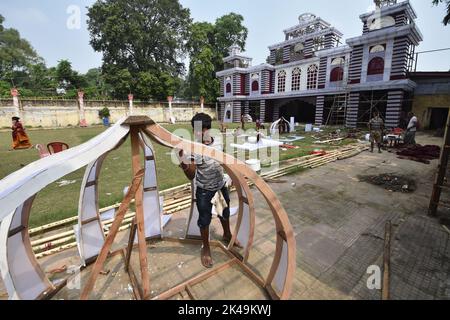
0, 196, 54, 300
222, 167, 255, 263
142, 123, 296, 300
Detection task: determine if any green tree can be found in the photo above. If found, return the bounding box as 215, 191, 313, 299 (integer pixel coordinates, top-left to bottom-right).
0, 15, 42, 86
184, 14, 248, 102
87, 0, 192, 100
214, 13, 248, 60
55, 60, 87, 91
433, 0, 450, 25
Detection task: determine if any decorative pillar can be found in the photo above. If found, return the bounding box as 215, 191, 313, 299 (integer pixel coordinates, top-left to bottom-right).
345, 93, 360, 128
11, 88, 20, 118
233, 101, 242, 123
315, 96, 325, 126
78, 91, 87, 127
260, 100, 266, 122
128, 94, 134, 116
167, 96, 175, 124
385, 90, 404, 129
200, 96, 205, 113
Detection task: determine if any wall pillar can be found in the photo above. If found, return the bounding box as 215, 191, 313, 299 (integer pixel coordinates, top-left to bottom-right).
78, 91, 87, 127
315, 96, 325, 126
233, 101, 242, 123
346, 92, 360, 128
167, 96, 175, 124
200, 96, 205, 113
128, 94, 134, 116
244, 101, 250, 115
385, 90, 404, 129
11, 88, 21, 118
260, 100, 266, 122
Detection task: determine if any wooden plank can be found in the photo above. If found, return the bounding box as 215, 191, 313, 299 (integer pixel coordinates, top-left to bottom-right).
130, 128, 151, 299
8, 225, 25, 238
125, 218, 137, 272
150, 259, 237, 300
79, 169, 144, 300
430, 112, 450, 216
120, 250, 143, 300
185, 285, 197, 300
382, 221, 392, 300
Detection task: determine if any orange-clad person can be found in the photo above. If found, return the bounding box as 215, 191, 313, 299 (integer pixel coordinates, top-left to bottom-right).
11, 117, 32, 150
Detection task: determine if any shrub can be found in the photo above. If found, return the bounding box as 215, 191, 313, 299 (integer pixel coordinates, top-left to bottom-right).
98, 107, 110, 119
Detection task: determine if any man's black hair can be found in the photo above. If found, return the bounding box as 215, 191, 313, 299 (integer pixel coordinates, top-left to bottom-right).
191, 113, 212, 130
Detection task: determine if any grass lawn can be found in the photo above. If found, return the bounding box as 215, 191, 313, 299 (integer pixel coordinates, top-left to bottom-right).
0, 121, 357, 228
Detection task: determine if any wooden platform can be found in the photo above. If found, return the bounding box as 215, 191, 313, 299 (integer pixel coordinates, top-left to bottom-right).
51, 239, 268, 300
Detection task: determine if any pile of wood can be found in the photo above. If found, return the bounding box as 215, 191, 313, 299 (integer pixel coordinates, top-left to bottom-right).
30, 143, 368, 259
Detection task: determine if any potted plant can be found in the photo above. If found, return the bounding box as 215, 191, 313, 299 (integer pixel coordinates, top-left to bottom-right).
98, 107, 111, 127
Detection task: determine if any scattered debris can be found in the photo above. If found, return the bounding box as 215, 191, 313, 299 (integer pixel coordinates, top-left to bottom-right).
49, 265, 67, 274
100, 270, 110, 276
56, 180, 77, 187
391, 145, 441, 164
358, 174, 416, 193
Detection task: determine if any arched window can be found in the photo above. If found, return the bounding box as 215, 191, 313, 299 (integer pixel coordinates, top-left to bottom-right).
277, 70, 286, 92
367, 57, 385, 75
291, 68, 301, 91
370, 44, 386, 53
331, 57, 345, 66
330, 67, 344, 82
307, 64, 318, 90
252, 81, 259, 92
226, 83, 232, 93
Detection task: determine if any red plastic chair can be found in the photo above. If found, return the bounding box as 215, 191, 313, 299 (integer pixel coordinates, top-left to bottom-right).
47, 142, 69, 154
36, 144, 51, 158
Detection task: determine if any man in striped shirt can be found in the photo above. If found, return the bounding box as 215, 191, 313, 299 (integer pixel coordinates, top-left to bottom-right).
177, 113, 240, 268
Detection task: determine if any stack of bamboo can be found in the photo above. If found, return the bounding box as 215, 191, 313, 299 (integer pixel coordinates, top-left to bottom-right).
30, 143, 368, 259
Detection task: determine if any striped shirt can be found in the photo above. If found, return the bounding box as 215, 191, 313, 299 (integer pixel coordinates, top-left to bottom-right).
193, 154, 226, 192
369, 117, 384, 131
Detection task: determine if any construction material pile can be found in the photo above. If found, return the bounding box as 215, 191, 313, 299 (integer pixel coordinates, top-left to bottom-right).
358, 174, 416, 193
394, 145, 441, 164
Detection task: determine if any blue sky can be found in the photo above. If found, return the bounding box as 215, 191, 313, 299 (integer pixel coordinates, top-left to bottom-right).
0, 0, 449, 73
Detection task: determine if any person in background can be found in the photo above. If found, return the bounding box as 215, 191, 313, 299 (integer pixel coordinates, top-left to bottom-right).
404, 112, 418, 145
177, 113, 241, 269
368, 111, 384, 153
11, 117, 32, 150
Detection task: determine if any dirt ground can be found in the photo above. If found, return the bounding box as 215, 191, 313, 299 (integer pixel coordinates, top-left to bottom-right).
1, 132, 449, 300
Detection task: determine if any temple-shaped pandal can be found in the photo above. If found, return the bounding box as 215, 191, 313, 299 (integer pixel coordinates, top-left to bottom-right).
217, 0, 423, 128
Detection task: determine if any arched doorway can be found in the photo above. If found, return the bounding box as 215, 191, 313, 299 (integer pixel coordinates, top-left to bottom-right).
279, 99, 316, 123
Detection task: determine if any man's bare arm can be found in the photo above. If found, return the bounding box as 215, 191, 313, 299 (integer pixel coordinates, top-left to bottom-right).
180, 161, 196, 181
177, 149, 196, 181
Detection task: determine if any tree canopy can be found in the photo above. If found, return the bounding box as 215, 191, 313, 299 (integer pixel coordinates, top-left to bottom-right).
433, 0, 450, 25
87, 0, 192, 100
184, 13, 248, 102
0, 3, 249, 102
